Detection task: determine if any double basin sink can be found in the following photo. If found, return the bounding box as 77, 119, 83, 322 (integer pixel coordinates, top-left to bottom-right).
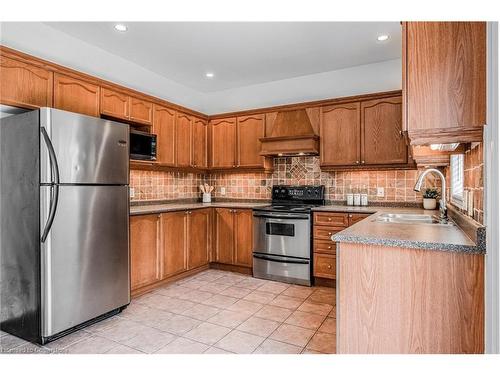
374, 213, 454, 226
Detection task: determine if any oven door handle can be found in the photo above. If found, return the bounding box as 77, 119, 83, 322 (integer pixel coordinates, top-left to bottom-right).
253, 213, 310, 220
253, 254, 310, 264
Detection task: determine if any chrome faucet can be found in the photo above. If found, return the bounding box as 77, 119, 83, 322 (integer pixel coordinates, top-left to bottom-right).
414, 168, 448, 222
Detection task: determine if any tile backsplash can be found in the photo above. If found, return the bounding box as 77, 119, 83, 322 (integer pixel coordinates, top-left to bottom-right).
208, 157, 441, 203
131, 156, 442, 204
130, 170, 205, 201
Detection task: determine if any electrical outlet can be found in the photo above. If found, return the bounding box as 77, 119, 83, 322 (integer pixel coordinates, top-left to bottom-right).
220, 187, 226, 196
377, 187, 385, 197
130, 187, 135, 198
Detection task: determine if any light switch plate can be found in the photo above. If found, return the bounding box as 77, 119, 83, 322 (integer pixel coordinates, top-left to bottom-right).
377, 187, 385, 197
130, 187, 135, 198
220, 187, 226, 196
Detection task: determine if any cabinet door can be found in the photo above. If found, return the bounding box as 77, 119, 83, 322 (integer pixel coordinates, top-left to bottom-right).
361, 96, 407, 165
53, 73, 100, 117
405, 22, 486, 141
176, 113, 193, 167
162, 211, 187, 277
187, 209, 211, 269
100, 87, 129, 120
129, 97, 153, 125
234, 209, 253, 267
130, 214, 161, 290
237, 115, 265, 168
0, 55, 53, 109
320, 103, 360, 166
210, 118, 236, 169
192, 117, 208, 169
214, 208, 234, 264
153, 105, 176, 166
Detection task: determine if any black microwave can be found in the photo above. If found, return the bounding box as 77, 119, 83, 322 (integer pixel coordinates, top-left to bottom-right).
130, 129, 157, 161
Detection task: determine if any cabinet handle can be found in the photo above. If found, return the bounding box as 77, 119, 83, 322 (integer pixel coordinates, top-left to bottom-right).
355, 161, 360, 164
328, 246, 332, 249
361, 160, 365, 164
327, 265, 332, 269
328, 218, 332, 221
348, 214, 352, 218
328, 232, 332, 235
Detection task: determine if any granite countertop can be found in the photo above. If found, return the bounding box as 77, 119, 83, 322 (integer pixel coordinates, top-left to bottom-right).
130, 201, 485, 255
321, 205, 485, 255
130, 201, 269, 215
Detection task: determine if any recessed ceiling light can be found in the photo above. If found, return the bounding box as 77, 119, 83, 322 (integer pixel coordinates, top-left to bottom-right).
377, 34, 389, 42
114, 24, 128, 32
205, 72, 214, 79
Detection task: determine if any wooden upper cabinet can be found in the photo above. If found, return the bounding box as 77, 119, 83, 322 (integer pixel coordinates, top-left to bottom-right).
361, 96, 407, 165
53, 73, 99, 117
236, 114, 265, 168
153, 105, 176, 166
320, 102, 361, 166
233, 209, 253, 267
0, 55, 53, 109
176, 113, 193, 167
210, 117, 237, 169
404, 22, 486, 144
130, 214, 161, 291
129, 96, 153, 125
162, 211, 187, 278
214, 208, 235, 264
187, 209, 211, 270
100, 87, 129, 120
192, 117, 208, 169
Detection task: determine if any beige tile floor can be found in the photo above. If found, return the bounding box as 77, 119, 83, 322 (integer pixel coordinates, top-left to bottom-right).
0, 269, 336, 354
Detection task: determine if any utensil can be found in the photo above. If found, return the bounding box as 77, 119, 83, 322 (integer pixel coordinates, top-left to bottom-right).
199, 184, 205, 193
204, 183, 210, 193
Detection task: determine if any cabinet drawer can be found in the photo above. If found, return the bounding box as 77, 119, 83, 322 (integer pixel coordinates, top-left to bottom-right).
348, 213, 371, 226
314, 212, 348, 227
314, 253, 336, 279
313, 226, 344, 241
314, 240, 336, 254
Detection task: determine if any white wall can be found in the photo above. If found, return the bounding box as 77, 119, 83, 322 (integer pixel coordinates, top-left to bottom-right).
0, 22, 401, 115
202, 59, 402, 114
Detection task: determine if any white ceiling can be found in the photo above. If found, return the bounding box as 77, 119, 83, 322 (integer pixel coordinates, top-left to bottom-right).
44, 22, 401, 93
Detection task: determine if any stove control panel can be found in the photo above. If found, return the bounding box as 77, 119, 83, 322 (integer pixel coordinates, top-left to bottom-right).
271, 185, 325, 202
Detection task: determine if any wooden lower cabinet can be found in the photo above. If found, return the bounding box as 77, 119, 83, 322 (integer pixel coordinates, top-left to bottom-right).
187, 209, 211, 269
214, 208, 235, 264
234, 209, 253, 267
130, 209, 211, 294
162, 211, 188, 277
214, 208, 253, 268
130, 214, 161, 290
312, 211, 371, 280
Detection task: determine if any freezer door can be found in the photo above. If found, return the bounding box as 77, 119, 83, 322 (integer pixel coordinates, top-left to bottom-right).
40, 185, 130, 338
40, 108, 129, 185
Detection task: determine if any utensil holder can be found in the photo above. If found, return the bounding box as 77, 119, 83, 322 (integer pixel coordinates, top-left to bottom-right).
202, 193, 212, 203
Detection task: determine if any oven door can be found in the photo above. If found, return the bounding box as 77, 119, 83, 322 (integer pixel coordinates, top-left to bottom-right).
253, 211, 311, 259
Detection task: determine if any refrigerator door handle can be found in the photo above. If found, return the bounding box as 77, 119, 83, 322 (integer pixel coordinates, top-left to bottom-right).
41, 127, 60, 184
41, 127, 60, 242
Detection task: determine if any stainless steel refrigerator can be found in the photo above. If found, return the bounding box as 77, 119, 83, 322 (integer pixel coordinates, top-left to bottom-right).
0, 108, 130, 344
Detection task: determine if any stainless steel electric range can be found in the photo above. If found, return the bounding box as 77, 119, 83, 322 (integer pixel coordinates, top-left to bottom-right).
252, 185, 325, 286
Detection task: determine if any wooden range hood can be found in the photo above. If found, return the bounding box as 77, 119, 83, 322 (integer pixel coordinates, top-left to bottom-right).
260, 108, 320, 156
